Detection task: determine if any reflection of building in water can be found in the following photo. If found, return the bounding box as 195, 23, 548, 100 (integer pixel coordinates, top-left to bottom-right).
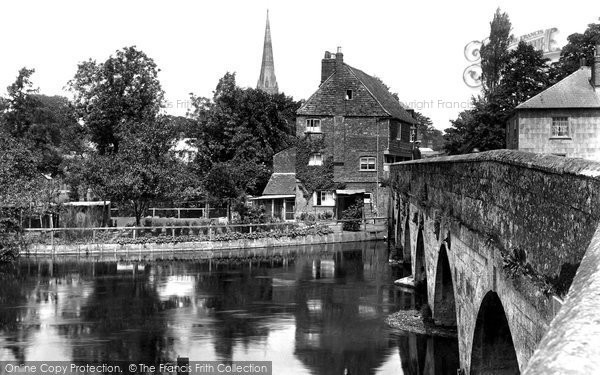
312, 259, 335, 278
293, 248, 398, 375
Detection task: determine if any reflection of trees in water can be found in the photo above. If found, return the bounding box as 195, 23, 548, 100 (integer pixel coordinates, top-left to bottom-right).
292, 247, 397, 375
144, 260, 285, 362
193, 263, 276, 361
68, 262, 178, 362
0, 263, 38, 363
0, 261, 97, 362
395, 334, 460, 375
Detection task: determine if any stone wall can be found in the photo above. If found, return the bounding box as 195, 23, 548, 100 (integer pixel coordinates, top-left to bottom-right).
524, 224, 600, 374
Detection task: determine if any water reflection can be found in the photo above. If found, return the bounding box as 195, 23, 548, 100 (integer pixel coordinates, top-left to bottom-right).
0, 242, 459, 374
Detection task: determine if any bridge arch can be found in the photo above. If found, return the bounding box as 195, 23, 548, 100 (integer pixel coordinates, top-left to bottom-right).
433, 243, 456, 327
414, 228, 426, 292
403, 216, 411, 262
470, 291, 519, 375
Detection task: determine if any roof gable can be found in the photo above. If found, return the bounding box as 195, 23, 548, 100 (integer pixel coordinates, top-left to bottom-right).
298, 63, 416, 123
346, 65, 416, 123
262, 173, 296, 196
516, 67, 600, 109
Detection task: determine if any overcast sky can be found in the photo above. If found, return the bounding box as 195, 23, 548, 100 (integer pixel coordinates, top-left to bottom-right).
1, 0, 599, 130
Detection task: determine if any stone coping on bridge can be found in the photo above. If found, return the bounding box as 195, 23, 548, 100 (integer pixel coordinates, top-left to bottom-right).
523, 224, 600, 374
391, 149, 600, 178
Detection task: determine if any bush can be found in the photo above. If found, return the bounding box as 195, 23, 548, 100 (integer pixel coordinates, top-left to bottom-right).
297, 212, 316, 223
318, 211, 334, 220
235, 205, 268, 224
142, 217, 211, 227
341, 202, 363, 231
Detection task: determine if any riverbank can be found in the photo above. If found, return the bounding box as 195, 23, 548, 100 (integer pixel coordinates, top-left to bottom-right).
26, 230, 386, 258
386, 310, 457, 338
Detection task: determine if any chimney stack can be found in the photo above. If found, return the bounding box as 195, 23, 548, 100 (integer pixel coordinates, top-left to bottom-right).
335, 46, 344, 67
592, 44, 600, 88
321, 51, 335, 84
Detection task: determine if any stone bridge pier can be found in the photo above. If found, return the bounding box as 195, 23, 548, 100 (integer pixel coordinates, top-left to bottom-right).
389, 150, 600, 374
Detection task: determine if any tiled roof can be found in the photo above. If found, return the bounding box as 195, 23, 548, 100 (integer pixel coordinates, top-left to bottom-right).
516, 67, 600, 109
262, 173, 296, 195
346, 65, 416, 123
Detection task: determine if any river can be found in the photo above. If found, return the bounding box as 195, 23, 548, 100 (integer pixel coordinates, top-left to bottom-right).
0, 242, 459, 374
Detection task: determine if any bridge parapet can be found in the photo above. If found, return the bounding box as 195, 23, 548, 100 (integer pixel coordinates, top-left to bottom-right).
524, 224, 600, 373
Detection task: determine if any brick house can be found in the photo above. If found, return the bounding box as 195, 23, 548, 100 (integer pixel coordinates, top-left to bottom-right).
294, 49, 416, 218
507, 45, 600, 160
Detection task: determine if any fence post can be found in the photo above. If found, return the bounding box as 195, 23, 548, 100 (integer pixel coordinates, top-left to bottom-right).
133, 228, 136, 239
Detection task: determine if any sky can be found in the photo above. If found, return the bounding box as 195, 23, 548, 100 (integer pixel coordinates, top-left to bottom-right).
1, 0, 599, 130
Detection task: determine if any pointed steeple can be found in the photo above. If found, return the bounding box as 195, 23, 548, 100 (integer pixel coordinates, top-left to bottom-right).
257, 10, 278, 94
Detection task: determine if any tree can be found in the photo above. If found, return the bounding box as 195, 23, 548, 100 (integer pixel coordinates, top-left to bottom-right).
413, 112, 445, 151
1, 68, 39, 137
497, 42, 551, 108
0, 133, 59, 262
67, 47, 184, 224
68, 46, 164, 154
189, 72, 300, 201
79, 116, 180, 225
551, 22, 600, 81
480, 8, 512, 97
444, 10, 553, 154
443, 97, 507, 154
1, 69, 86, 175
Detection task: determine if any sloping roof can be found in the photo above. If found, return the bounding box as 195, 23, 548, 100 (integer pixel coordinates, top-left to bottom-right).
516, 67, 600, 109
346, 65, 416, 123
262, 173, 296, 196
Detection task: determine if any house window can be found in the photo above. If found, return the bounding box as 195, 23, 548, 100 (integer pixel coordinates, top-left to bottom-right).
551, 117, 569, 137
364, 193, 372, 204
306, 119, 321, 133
309, 153, 323, 166
314, 191, 335, 206
345, 90, 353, 100
359, 157, 376, 171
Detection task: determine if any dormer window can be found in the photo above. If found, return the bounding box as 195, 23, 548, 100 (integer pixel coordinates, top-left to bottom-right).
306, 118, 321, 133
309, 153, 323, 166
345, 90, 353, 100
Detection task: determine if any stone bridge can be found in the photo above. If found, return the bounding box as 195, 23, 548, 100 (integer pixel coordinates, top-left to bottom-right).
389, 150, 600, 374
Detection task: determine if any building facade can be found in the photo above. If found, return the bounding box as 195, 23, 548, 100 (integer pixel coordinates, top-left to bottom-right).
294, 49, 416, 218
507, 45, 600, 160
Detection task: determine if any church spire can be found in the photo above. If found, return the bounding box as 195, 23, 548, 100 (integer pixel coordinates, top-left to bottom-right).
257, 9, 278, 94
